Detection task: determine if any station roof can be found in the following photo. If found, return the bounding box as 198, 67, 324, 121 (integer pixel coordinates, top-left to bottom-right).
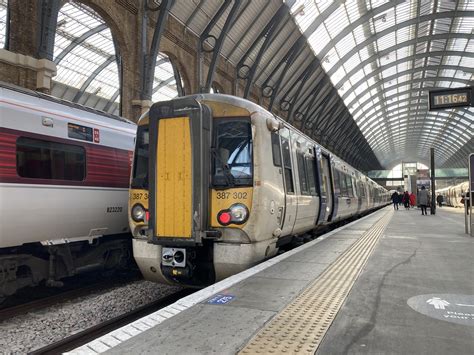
1, 0, 472, 172
170, 0, 473, 171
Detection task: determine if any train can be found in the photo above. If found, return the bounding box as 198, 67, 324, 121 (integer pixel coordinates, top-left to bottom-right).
0, 82, 136, 299
128, 94, 390, 287
437, 181, 469, 208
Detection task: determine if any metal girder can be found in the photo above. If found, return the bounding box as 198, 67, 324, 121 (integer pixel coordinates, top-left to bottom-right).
184, 0, 205, 27
73, 55, 115, 103
299, 76, 331, 129
37, 0, 60, 60
281, 59, 320, 124
326, 9, 474, 82
142, 0, 174, 100
199, 0, 241, 93
170, 60, 184, 96
152, 76, 175, 94
264, 36, 307, 111
311, 94, 342, 132
103, 89, 120, 112
304, 87, 336, 130
237, 4, 288, 98
54, 24, 107, 64
361, 101, 472, 136
227, 0, 272, 60
289, 68, 325, 115
331, 33, 473, 88
348, 74, 473, 119
344, 60, 473, 106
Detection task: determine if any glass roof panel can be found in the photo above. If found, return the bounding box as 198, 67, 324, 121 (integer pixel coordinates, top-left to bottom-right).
0, 0, 6, 48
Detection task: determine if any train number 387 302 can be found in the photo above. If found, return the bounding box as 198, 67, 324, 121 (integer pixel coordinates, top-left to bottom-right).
216, 192, 248, 199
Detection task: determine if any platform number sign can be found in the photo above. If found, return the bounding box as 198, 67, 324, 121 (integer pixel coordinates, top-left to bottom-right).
93, 128, 100, 143
207, 294, 235, 305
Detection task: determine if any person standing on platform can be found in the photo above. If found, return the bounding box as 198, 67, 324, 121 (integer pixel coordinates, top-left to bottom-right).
418, 185, 429, 215
436, 194, 443, 207
398, 192, 403, 207
402, 191, 410, 210
410, 192, 416, 208
391, 191, 399, 210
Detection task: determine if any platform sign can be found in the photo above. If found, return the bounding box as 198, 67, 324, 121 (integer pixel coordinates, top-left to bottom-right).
207, 294, 235, 305
428, 87, 473, 110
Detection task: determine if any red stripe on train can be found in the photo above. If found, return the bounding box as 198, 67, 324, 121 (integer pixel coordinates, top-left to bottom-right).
0, 127, 132, 188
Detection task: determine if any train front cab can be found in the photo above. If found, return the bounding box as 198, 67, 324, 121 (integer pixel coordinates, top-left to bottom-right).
129, 97, 280, 286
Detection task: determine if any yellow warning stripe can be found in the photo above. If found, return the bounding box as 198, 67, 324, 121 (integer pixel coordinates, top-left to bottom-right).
239, 209, 394, 354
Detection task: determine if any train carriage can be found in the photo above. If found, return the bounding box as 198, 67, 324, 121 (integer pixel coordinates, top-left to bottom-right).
129, 94, 389, 287
0, 82, 136, 298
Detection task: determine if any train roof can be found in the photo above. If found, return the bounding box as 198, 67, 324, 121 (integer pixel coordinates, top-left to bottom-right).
0, 81, 134, 126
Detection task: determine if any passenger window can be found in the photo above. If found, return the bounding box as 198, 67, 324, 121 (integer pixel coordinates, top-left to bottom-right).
333, 170, 341, 195
305, 156, 318, 196
281, 137, 294, 193
271, 132, 282, 167
16, 137, 86, 180
297, 152, 308, 195
346, 175, 354, 197
339, 172, 348, 196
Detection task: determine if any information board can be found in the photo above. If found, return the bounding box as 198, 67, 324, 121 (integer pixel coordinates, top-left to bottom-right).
428, 87, 473, 110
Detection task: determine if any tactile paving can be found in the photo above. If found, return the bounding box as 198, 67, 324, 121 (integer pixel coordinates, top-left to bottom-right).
238, 209, 393, 354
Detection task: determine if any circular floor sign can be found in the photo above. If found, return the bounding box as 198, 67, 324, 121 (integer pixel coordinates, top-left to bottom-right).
407, 294, 474, 326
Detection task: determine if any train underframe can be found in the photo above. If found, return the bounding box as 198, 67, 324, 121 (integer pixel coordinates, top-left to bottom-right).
0, 234, 131, 300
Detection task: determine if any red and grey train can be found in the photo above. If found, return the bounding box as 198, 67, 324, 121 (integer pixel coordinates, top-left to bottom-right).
0, 82, 136, 298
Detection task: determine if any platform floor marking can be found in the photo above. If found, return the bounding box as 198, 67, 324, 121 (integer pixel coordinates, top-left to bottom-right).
69, 208, 390, 354
239, 209, 393, 354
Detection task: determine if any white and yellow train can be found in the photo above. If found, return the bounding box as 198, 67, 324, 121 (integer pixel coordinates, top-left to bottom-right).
129, 95, 389, 286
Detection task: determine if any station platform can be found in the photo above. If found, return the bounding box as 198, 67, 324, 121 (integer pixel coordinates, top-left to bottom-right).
71, 206, 474, 355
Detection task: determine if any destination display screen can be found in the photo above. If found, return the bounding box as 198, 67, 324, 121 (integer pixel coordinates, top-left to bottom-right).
429, 87, 473, 110
68, 123, 93, 142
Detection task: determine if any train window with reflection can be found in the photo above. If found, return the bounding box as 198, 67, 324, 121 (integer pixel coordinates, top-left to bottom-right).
212, 119, 253, 187
131, 125, 149, 189
16, 137, 85, 180
280, 136, 294, 193
297, 152, 308, 195
271, 132, 282, 167
305, 156, 318, 196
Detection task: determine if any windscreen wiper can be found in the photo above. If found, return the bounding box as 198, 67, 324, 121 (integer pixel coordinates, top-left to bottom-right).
211, 148, 235, 187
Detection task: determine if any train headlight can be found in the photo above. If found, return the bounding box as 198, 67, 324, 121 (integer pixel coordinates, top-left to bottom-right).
229, 203, 249, 224
131, 204, 146, 222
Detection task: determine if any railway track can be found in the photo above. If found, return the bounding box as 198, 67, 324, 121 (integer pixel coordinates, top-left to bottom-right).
0, 271, 141, 321
28, 288, 195, 355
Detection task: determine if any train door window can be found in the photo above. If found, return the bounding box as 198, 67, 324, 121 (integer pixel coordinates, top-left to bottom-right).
345, 175, 354, 197
280, 136, 294, 193
16, 137, 85, 180
339, 172, 348, 196
297, 152, 308, 195
333, 170, 341, 195
271, 132, 282, 167
305, 156, 318, 196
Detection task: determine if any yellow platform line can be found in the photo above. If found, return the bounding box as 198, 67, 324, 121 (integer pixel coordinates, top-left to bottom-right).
239, 210, 394, 354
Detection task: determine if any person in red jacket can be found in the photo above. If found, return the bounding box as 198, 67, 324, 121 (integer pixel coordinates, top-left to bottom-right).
410, 192, 416, 208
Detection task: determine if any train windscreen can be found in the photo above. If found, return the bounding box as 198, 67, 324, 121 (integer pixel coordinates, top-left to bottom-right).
131, 125, 149, 189
212, 119, 253, 188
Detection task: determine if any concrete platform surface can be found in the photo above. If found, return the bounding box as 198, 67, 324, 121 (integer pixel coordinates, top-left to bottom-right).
70, 206, 473, 355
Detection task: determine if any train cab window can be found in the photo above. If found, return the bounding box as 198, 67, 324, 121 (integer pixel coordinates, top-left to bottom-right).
16, 137, 85, 180
212, 119, 253, 187
297, 152, 308, 195
271, 132, 282, 167
131, 125, 149, 189
281, 136, 294, 193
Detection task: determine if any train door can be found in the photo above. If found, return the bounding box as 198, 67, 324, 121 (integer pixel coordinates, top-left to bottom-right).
320, 153, 334, 222
279, 128, 297, 235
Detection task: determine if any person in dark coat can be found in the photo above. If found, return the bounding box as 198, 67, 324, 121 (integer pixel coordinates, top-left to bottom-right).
402, 191, 410, 210
391, 191, 399, 210
418, 185, 429, 215
436, 194, 443, 207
